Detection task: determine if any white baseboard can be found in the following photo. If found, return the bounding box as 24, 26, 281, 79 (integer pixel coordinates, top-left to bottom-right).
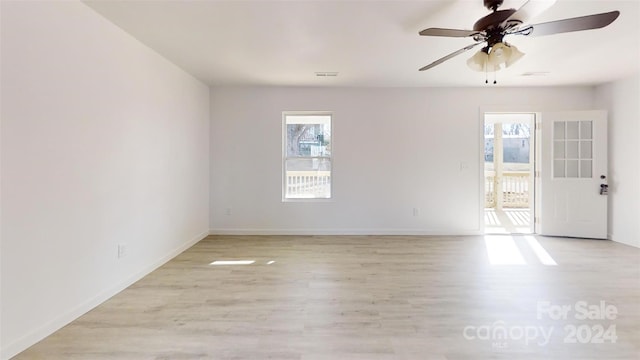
609, 234, 640, 248
209, 228, 482, 236
1, 230, 209, 360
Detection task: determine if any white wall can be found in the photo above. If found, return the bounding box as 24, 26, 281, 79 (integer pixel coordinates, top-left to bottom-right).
595, 73, 640, 248
210, 86, 594, 234
0, 2, 210, 358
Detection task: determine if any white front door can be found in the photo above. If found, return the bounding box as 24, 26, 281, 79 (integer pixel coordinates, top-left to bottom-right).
540, 111, 608, 239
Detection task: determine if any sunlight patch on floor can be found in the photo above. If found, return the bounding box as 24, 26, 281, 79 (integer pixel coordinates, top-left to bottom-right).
210, 260, 255, 265
484, 235, 527, 265
525, 236, 558, 266
484, 235, 558, 266
210, 260, 277, 266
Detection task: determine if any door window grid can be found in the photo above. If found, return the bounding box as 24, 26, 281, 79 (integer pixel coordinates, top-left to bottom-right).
553, 121, 593, 178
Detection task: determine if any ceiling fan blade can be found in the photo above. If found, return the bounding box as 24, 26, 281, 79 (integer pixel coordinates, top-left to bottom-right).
419, 42, 484, 71
506, 0, 557, 24
529, 11, 620, 36
419, 27, 480, 38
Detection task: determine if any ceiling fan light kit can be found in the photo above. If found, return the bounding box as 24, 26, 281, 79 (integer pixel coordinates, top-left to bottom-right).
418, 0, 620, 84
466, 42, 524, 73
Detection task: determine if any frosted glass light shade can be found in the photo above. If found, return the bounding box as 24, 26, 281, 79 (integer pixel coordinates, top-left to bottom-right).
506, 44, 525, 67
488, 43, 512, 69
467, 50, 489, 72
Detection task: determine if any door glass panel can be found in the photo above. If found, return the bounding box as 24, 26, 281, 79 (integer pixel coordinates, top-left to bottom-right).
580, 160, 592, 178
554, 121, 565, 140
554, 141, 565, 159
553, 120, 595, 179
580, 141, 592, 159
567, 121, 579, 139
554, 160, 565, 178
580, 121, 592, 139
566, 141, 579, 158
567, 160, 579, 178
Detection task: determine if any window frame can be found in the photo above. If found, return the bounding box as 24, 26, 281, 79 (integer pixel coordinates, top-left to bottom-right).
282, 111, 333, 202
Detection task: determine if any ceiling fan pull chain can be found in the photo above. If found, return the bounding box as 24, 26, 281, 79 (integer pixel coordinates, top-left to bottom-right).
485, 64, 488, 84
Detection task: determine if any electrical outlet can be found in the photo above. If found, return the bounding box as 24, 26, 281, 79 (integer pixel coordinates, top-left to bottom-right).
117, 243, 127, 259
225, 208, 232, 216
412, 208, 419, 217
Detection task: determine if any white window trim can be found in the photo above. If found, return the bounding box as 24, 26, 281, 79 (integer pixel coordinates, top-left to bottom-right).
282, 111, 333, 202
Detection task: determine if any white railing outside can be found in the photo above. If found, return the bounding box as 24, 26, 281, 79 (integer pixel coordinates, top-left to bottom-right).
485, 171, 529, 208
485, 173, 496, 208
502, 172, 529, 207
285, 171, 331, 198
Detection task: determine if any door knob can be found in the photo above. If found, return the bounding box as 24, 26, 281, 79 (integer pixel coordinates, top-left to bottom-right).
600, 184, 609, 195
599, 175, 608, 195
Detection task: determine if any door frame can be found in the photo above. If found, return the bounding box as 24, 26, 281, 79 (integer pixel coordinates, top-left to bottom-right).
478, 106, 541, 234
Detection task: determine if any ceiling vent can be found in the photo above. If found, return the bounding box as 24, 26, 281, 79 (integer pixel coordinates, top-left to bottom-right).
315, 72, 339, 77
521, 71, 550, 77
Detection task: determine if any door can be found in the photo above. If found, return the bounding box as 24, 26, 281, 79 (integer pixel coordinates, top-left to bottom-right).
540, 110, 608, 239
484, 113, 535, 234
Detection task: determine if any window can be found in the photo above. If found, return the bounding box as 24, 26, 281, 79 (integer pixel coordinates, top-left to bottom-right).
283, 112, 332, 200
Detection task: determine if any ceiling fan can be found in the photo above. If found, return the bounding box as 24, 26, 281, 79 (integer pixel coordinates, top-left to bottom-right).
418, 0, 620, 78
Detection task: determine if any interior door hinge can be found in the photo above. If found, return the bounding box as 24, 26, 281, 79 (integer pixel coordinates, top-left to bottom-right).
534, 217, 539, 224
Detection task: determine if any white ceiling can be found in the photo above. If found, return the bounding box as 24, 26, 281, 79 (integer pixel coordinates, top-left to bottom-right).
84, 0, 640, 87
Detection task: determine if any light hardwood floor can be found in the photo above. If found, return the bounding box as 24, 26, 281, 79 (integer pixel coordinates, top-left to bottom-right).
15, 235, 640, 359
